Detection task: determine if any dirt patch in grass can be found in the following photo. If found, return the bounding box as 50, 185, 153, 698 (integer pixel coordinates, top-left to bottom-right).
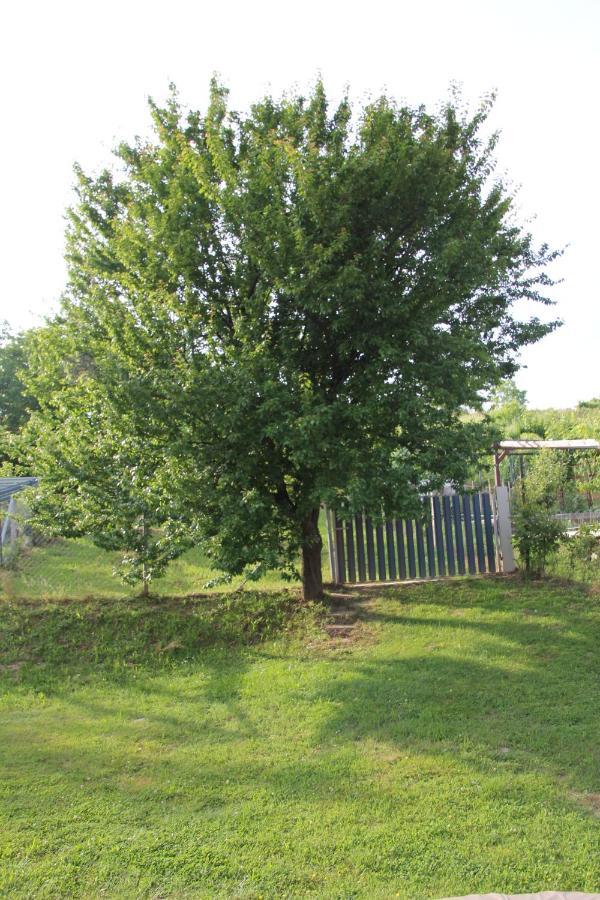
570, 790, 600, 817
310, 593, 379, 651
0, 661, 25, 674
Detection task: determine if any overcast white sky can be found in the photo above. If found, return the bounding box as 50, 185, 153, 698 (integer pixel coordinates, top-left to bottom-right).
1, 0, 598, 407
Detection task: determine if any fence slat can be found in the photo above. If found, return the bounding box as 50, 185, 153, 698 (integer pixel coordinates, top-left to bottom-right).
425, 509, 437, 578
365, 517, 376, 580
375, 523, 386, 580
472, 493, 486, 572
442, 495, 456, 576
452, 495, 466, 576
395, 519, 407, 579
345, 519, 356, 582
432, 496, 446, 576
481, 492, 496, 573
405, 519, 417, 579
462, 494, 477, 575
326, 507, 337, 581
355, 514, 367, 582
335, 514, 346, 581
415, 520, 426, 578
385, 521, 396, 580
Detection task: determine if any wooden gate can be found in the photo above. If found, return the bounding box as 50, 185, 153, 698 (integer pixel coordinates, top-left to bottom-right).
325, 491, 499, 584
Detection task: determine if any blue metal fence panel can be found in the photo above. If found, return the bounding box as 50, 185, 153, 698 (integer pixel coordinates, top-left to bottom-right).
327, 490, 497, 584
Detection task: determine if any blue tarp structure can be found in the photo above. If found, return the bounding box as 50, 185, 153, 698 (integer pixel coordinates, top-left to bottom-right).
0, 477, 38, 563
0, 477, 38, 503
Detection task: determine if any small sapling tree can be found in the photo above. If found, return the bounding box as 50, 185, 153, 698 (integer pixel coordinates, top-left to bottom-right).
24, 341, 192, 595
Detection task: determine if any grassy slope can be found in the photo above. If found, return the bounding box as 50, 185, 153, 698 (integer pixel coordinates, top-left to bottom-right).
1, 578, 599, 898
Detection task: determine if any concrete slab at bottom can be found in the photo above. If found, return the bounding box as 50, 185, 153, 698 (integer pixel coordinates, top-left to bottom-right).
440, 894, 600, 900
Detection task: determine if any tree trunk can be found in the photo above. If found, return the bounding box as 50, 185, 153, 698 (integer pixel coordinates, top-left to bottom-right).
301, 507, 324, 601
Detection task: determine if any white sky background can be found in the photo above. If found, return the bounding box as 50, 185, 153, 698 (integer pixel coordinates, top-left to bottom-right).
0, 0, 598, 408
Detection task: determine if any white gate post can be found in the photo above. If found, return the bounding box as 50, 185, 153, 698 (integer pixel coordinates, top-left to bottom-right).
494, 485, 516, 573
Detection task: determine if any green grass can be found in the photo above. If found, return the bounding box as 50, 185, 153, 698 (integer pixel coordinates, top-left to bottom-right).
0, 536, 331, 600
1, 577, 599, 898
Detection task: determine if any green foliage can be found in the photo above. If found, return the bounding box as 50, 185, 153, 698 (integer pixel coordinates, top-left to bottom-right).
0, 533, 330, 601
0, 590, 320, 668
1, 580, 600, 897
25, 81, 559, 598
486, 382, 600, 446
562, 523, 600, 583
578, 397, 600, 410
479, 381, 600, 493
487, 379, 531, 440
0, 322, 38, 434
512, 504, 565, 577
0, 323, 39, 470
22, 357, 194, 594
511, 450, 567, 576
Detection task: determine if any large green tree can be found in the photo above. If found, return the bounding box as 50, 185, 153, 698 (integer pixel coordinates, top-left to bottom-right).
27, 81, 559, 599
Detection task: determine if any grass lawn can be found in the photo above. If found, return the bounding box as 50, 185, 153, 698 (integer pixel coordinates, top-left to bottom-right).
0, 537, 317, 601
1, 576, 599, 898
0, 512, 337, 601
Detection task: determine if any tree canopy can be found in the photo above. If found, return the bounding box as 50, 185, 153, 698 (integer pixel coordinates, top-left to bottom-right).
25, 80, 559, 598
0, 323, 38, 433
0, 322, 39, 470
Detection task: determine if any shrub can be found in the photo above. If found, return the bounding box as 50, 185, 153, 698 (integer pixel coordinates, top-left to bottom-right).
512, 502, 565, 577
563, 523, 600, 583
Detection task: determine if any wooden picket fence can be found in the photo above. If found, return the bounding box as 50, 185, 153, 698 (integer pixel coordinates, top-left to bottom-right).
325, 491, 499, 584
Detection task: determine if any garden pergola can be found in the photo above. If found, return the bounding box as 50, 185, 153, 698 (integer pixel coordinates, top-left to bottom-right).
492, 439, 600, 487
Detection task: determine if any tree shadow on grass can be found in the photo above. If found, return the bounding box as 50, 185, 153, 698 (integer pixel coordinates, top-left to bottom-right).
0, 590, 302, 761
309, 577, 600, 791
2, 579, 600, 899
2, 577, 599, 815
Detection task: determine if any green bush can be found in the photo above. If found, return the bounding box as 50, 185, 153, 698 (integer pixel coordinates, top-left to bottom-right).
512, 502, 565, 577
562, 523, 600, 582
